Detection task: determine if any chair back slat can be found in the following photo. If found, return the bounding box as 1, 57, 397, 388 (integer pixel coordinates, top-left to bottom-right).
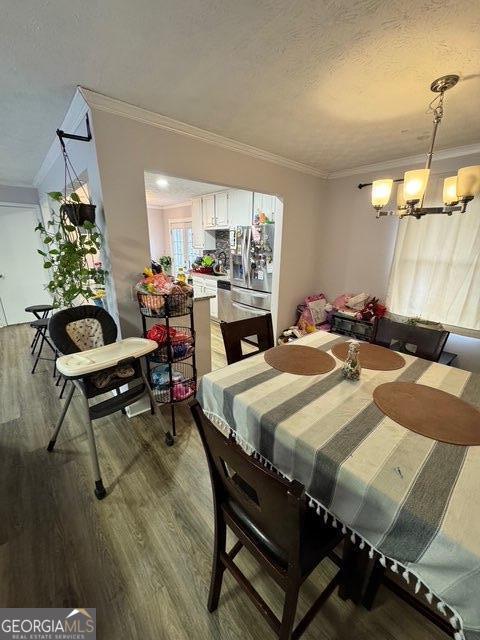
220, 314, 274, 365
191, 401, 303, 561
372, 317, 449, 362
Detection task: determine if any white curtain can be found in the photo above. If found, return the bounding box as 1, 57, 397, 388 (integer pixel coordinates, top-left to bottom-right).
387, 172, 480, 336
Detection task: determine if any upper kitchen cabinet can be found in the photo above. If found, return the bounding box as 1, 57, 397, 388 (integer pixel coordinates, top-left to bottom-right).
202, 194, 216, 228
228, 189, 253, 227
192, 197, 204, 247
192, 196, 215, 249
214, 191, 229, 227
253, 192, 282, 223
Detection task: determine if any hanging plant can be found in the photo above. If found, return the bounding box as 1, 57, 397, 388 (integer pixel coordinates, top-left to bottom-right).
35, 198, 106, 308
34, 129, 107, 308
47, 190, 96, 226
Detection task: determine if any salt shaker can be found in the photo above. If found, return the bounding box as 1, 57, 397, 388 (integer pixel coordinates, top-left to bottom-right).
342, 342, 361, 380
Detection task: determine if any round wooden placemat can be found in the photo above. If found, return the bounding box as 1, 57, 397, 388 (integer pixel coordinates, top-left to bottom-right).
373, 382, 480, 445
332, 341, 406, 371
264, 344, 336, 375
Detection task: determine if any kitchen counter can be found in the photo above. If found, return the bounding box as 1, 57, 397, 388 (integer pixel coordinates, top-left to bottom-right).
191, 272, 229, 281
193, 294, 216, 301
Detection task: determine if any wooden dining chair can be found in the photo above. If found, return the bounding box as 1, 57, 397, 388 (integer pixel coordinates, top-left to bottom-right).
372, 317, 449, 362
220, 313, 274, 365
191, 401, 343, 640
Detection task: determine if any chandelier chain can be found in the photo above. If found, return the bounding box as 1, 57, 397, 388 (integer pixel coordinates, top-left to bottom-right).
426, 91, 445, 124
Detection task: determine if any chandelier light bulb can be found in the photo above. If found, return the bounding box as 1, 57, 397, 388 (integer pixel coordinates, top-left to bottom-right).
456, 166, 480, 200
443, 176, 458, 206
371, 179, 393, 209
396, 183, 407, 210
403, 169, 430, 204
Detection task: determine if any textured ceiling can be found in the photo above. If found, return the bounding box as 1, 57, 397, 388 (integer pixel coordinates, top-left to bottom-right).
144, 173, 226, 207
1, 0, 480, 185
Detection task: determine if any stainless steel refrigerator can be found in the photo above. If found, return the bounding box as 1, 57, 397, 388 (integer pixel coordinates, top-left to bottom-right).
229, 224, 275, 321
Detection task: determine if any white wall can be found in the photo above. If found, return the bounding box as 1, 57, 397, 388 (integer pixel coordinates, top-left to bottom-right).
0, 184, 39, 205
147, 204, 192, 261
323, 151, 480, 372
146, 207, 166, 259
90, 106, 325, 338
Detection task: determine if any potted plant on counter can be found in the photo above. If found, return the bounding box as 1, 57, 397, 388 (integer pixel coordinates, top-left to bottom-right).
192, 255, 216, 274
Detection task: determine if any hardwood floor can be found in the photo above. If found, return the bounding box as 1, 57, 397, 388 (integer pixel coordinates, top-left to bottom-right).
0, 322, 444, 640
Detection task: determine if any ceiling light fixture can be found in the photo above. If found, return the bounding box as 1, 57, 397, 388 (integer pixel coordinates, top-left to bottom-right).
358, 75, 480, 219
156, 178, 169, 188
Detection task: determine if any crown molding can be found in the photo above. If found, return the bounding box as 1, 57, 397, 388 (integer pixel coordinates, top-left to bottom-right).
33, 88, 90, 187
79, 87, 328, 179
147, 200, 193, 210
0, 181, 37, 189
327, 143, 480, 180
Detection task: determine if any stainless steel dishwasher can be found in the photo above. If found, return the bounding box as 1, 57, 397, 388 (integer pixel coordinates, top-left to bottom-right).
217, 279, 232, 323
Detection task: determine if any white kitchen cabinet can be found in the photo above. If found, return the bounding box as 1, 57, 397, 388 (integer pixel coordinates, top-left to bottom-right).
202, 194, 216, 228
192, 197, 204, 248
273, 196, 283, 222
192, 197, 215, 249
253, 192, 279, 223
191, 275, 205, 298
228, 189, 253, 227
191, 275, 218, 320
214, 191, 229, 227
209, 293, 218, 319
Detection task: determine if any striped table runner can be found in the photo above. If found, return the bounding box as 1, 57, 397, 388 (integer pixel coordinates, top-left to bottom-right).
198, 330, 480, 640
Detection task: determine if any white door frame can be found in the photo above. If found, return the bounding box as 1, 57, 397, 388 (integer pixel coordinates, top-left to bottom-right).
168, 217, 193, 269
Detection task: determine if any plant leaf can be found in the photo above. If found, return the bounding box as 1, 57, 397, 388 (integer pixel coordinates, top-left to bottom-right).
70, 192, 81, 203
47, 191, 63, 202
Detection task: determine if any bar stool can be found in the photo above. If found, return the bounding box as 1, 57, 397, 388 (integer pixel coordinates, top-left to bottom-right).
25, 304, 53, 353
30, 318, 58, 375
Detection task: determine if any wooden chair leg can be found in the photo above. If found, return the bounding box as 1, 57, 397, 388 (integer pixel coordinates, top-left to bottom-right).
279, 579, 301, 640
362, 561, 385, 610
208, 515, 227, 613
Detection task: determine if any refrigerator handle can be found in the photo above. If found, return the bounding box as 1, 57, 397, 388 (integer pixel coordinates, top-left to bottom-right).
242, 227, 249, 287
245, 226, 252, 288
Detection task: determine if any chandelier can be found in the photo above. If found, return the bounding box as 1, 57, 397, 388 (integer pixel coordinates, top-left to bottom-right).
359, 75, 480, 219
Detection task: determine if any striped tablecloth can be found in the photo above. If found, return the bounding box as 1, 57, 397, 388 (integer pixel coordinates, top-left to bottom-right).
198, 330, 480, 640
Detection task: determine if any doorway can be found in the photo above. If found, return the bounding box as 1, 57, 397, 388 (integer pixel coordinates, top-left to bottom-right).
0, 205, 50, 325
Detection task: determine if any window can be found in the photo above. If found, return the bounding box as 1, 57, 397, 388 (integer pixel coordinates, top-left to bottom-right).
386, 173, 480, 335
169, 220, 197, 275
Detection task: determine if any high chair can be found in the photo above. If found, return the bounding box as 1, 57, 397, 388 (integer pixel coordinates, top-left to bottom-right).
46, 305, 159, 499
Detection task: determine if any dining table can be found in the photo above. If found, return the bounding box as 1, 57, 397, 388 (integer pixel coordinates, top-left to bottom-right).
198, 330, 480, 640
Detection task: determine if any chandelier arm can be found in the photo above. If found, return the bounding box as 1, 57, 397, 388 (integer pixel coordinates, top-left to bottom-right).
358, 178, 403, 190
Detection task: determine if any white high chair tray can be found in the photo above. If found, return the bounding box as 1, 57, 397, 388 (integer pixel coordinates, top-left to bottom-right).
57, 338, 158, 377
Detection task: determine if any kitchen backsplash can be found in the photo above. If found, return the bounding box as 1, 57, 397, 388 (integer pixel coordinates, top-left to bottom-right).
202, 229, 230, 258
